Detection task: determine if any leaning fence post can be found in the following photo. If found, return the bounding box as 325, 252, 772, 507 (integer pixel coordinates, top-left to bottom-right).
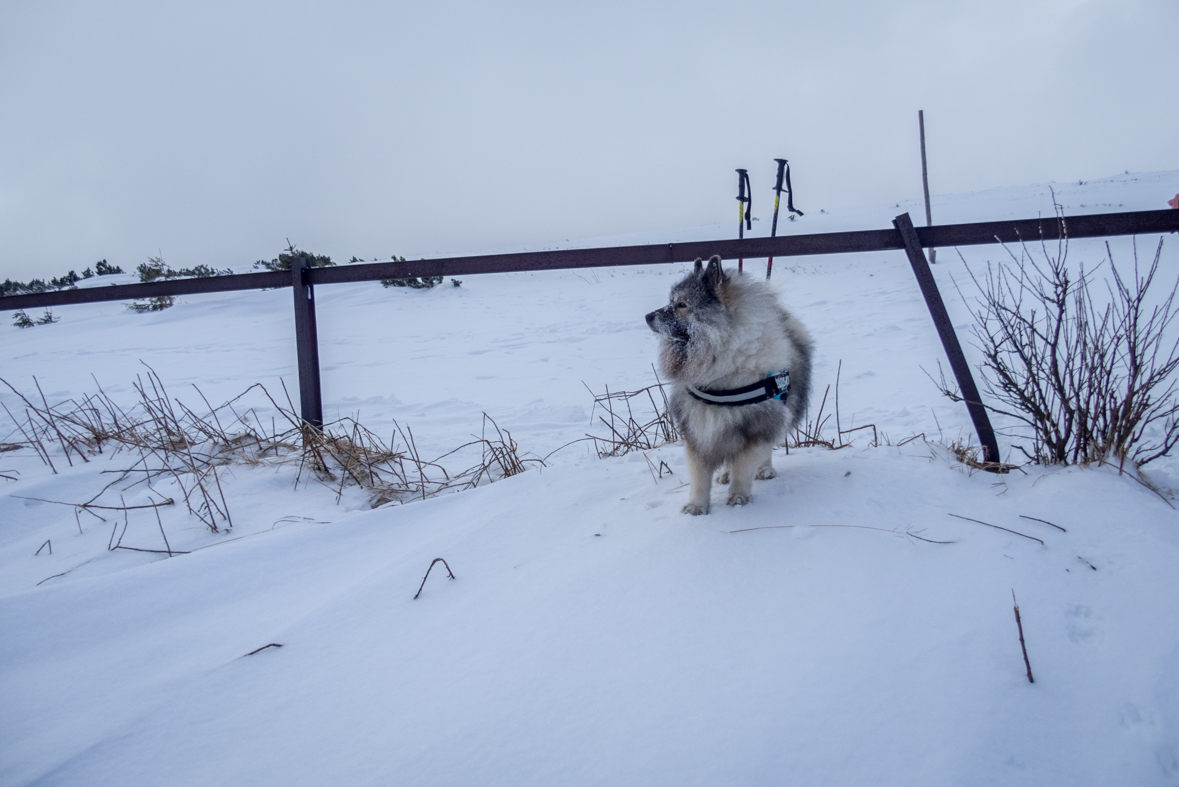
291, 255, 324, 430
893, 212, 1001, 465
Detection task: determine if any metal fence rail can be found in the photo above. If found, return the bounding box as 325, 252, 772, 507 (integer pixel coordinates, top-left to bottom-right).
6, 209, 1175, 311
4, 208, 1178, 463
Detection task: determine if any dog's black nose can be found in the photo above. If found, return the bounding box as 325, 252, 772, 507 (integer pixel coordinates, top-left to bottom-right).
645, 311, 656, 327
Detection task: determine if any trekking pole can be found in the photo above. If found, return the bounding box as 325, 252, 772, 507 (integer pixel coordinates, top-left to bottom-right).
766, 159, 786, 280
736, 169, 752, 272
766, 159, 802, 280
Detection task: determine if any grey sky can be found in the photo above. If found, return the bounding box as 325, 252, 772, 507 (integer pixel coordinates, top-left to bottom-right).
1, 0, 1175, 281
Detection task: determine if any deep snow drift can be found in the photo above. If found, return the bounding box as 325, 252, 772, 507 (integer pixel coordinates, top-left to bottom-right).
3, 171, 1178, 786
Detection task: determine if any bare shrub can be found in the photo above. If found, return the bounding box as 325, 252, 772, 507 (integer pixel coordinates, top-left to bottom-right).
942, 227, 1179, 469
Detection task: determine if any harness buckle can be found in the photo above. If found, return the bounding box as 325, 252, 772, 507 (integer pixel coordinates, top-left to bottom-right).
770, 371, 791, 401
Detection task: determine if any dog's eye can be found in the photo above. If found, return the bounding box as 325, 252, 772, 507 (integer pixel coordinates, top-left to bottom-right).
675, 302, 687, 309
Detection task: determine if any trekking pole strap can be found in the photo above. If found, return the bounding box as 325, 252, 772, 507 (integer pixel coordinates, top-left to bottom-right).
783, 161, 803, 216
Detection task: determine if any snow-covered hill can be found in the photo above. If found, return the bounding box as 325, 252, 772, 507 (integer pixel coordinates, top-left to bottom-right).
3, 171, 1178, 785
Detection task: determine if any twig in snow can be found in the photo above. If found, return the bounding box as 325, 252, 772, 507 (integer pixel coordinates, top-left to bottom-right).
35, 539, 51, 556
947, 513, 1044, 545
113, 497, 130, 550
642, 453, 674, 483
1077, 556, 1097, 571
727, 523, 955, 543
112, 545, 190, 555
0, 399, 55, 473
12, 495, 174, 512
413, 557, 456, 600
153, 505, 173, 557
1012, 590, 1034, 683
36, 572, 69, 586
839, 423, 879, 447
245, 643, 283, 656
1018, 514, 1066, 533
1099, 458, 1176, 509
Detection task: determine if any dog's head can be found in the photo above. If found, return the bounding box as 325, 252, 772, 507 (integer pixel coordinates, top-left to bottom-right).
645, 255, 729, 342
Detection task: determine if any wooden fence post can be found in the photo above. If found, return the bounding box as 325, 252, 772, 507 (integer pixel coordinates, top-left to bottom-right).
894, 212, 1000, 464
291, 255, 323, 429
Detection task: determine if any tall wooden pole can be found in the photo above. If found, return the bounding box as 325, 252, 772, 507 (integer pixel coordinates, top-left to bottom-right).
919, 110, 936, 264
291, 255, 323, 430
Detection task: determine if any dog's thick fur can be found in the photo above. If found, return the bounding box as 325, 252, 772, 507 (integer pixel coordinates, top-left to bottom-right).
646, 256, 812, 514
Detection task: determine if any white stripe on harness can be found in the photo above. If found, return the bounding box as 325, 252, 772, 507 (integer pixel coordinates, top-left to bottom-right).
686, 370, 791, 407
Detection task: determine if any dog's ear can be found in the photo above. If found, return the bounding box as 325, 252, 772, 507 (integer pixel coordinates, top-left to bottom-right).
703, 255, 727, 292
693, 258, 704, 276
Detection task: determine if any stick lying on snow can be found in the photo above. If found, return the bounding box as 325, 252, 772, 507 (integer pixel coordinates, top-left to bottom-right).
727, 523, 954, 544
948, 513, 1043, 545
1012, 590, 1034, 683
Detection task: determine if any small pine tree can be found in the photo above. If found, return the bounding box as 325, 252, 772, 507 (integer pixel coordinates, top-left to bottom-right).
379, 255, 443, 289
127, 296, 175, 313
48, 271, 80, 289
94, 259, 124, 275
13, 310, 35, 328
137, 257, 171, 283
254, 245, 335, 272
174, 264, 232, 278
35, 309, 59, 325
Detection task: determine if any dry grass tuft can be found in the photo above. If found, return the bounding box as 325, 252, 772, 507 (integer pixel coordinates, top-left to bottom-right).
583, 369, 679, 458
0, 366, 542, 530
580, 362, 885, 460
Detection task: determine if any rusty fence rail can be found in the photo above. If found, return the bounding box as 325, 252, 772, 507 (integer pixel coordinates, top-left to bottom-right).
4, 208, 1178, 462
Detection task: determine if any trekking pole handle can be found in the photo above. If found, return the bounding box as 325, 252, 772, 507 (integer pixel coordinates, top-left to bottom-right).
773, 159, 788, 194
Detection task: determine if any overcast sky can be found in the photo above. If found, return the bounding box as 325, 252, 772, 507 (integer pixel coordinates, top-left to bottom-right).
1, 0, 1175, 281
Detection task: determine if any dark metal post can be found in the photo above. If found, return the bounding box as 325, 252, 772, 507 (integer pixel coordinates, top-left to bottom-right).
894, 212, 1000, 464
291, 255, 323, 429
919, 110, 936, 264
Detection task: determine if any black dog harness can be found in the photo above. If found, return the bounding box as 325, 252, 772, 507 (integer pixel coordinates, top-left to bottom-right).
686, 371, 791, 407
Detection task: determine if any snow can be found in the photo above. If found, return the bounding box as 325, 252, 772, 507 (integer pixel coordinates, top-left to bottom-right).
3, 171, 1179, 785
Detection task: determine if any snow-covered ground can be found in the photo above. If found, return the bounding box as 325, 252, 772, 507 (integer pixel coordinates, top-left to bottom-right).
3, 171, 1178, 785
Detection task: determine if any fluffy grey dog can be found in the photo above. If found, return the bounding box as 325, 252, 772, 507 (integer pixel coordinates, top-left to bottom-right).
646, 256, 812, 515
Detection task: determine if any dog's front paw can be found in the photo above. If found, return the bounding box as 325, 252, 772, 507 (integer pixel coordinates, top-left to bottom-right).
715, 470, 730, 485
681, 502, 710, 516
726, 493, 751, 507
755, 466, 777, 480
